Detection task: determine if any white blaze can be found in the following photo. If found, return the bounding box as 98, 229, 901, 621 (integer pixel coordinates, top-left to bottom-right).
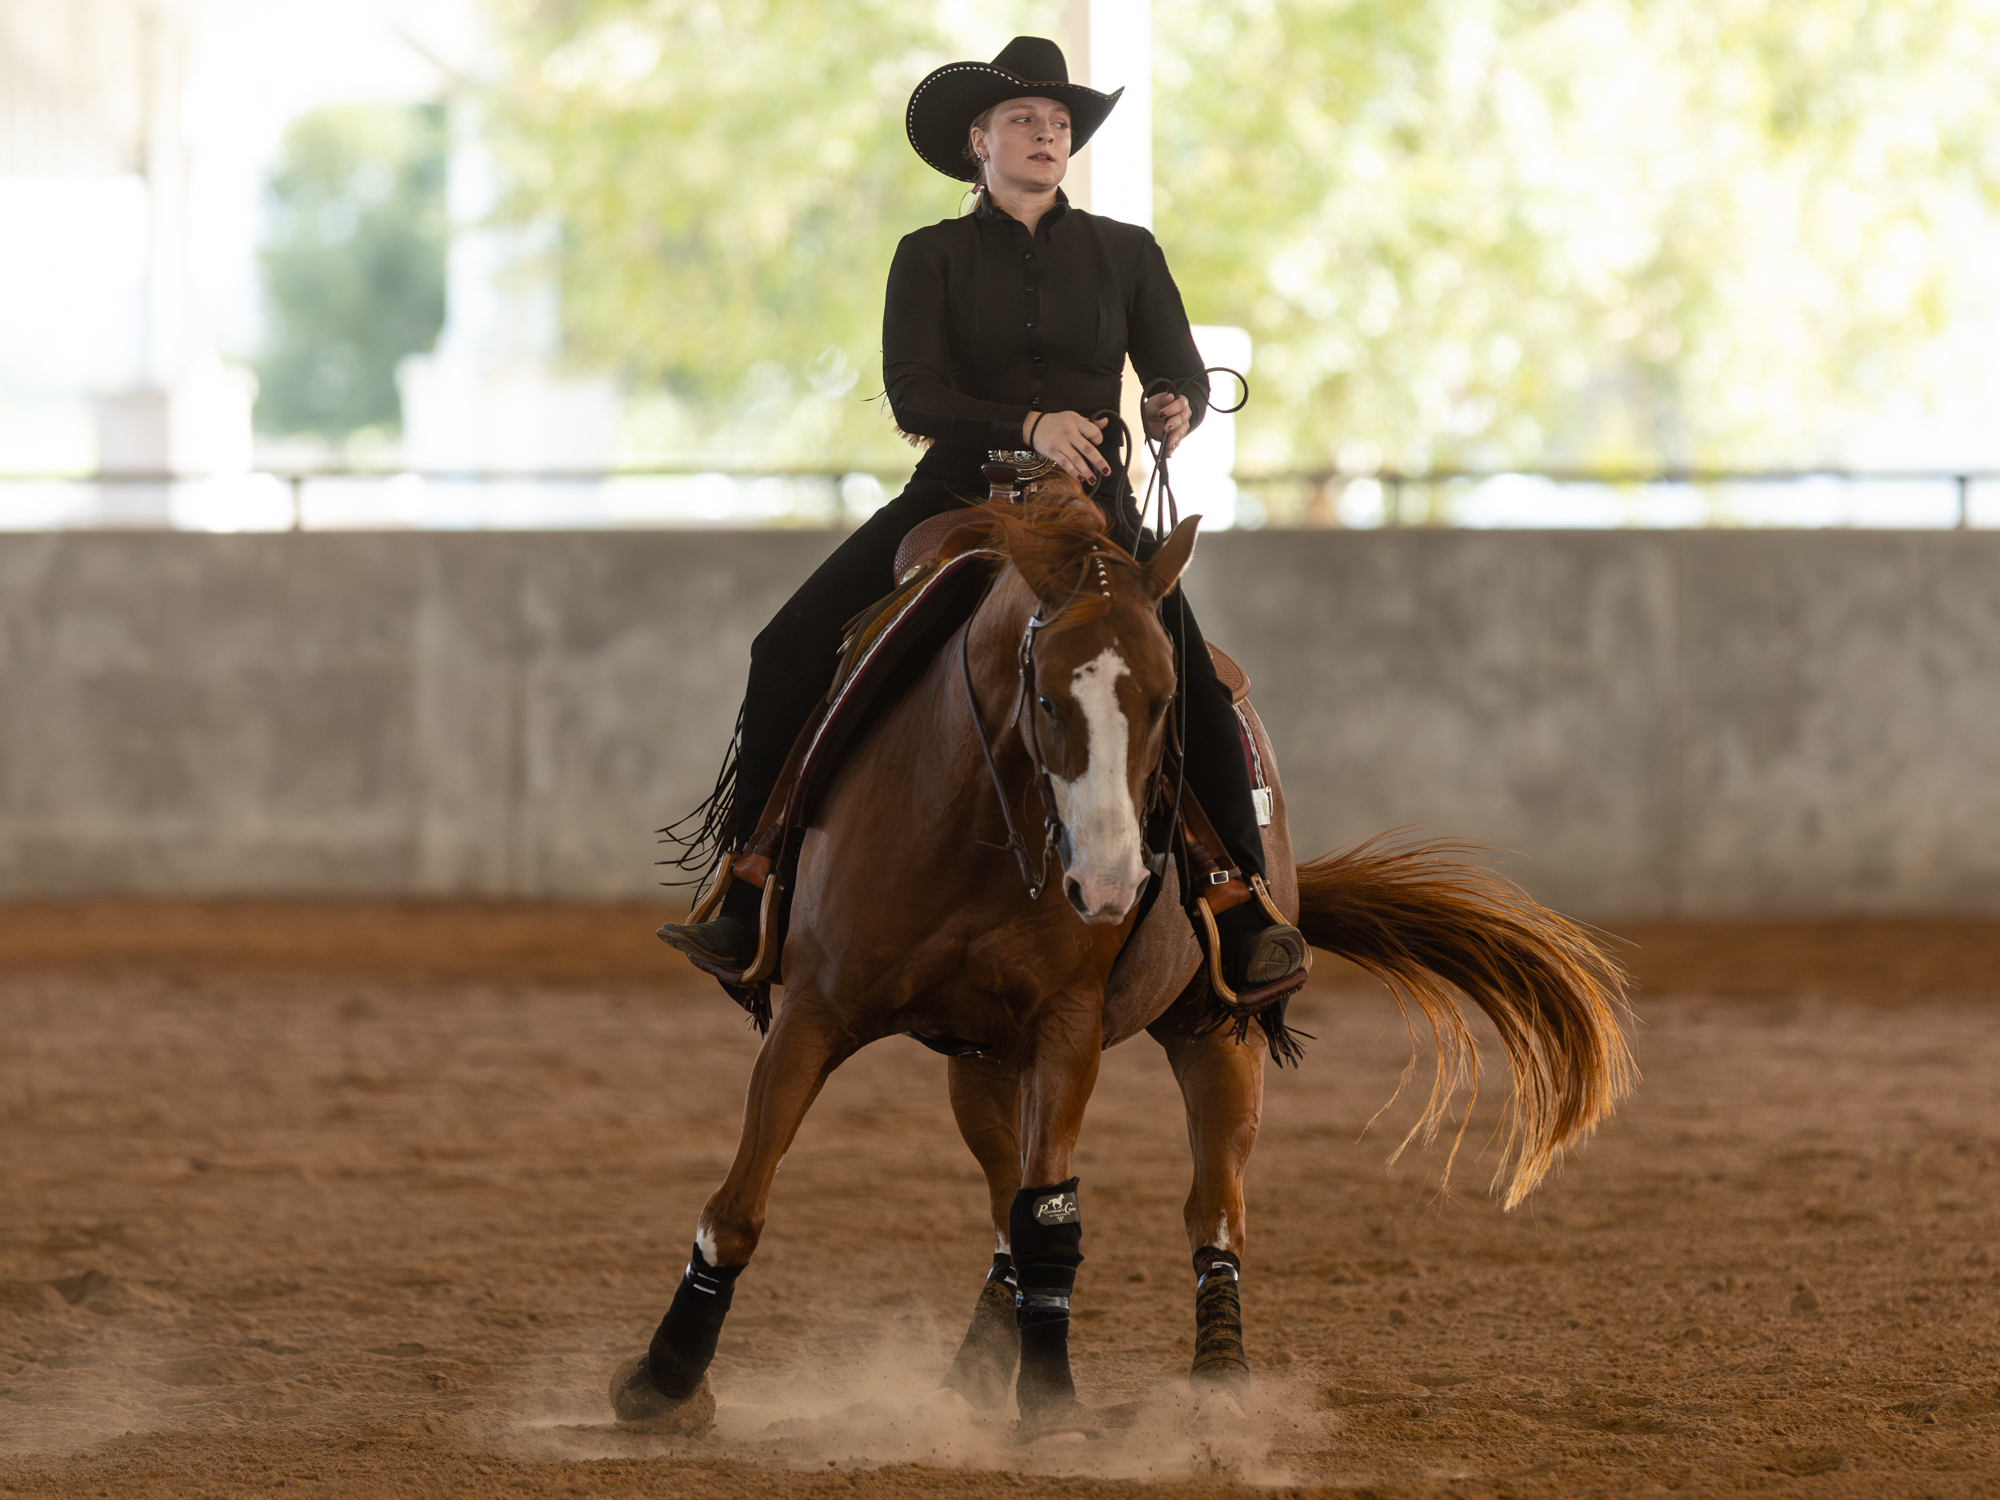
1050, 647, 1147, 921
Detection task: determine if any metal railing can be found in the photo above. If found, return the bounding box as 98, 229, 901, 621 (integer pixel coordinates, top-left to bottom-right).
0, 464, 1995, 530
1240, 467, 1998, 530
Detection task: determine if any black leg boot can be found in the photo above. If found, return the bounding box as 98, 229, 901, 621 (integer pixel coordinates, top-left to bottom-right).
1009, 1180, 1097, 1435
1190, 1247, 1250, 1390
609, 1243, 744, 1429
942, 1252, 1021, 1409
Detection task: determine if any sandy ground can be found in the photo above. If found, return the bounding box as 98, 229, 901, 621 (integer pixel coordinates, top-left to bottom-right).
2, 900, 1999, 1498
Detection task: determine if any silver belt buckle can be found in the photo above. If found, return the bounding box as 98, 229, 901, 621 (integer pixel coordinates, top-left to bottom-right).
986, 449, 1058, 479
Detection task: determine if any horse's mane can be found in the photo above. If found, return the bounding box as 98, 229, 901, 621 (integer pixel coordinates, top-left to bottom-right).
979, 483, 1139, 626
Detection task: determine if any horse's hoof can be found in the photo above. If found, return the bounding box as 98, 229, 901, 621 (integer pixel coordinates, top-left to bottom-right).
1190, 1358, 1252, 1395
1193, 1388, 1247, 1424
608, 1354, 715, 1434
918, 1386, 975, 1417
941, 1360, 1015, 1412
1015, 1398, 1102, 1443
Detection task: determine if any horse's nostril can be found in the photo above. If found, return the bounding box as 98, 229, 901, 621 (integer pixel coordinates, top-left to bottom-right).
1065, 879, 1089, 915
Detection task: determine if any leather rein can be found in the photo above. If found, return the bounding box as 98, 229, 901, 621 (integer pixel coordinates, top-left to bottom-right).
959, 595, 1064, 900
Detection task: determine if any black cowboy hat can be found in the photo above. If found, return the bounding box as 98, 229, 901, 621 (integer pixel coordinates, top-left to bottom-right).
905, 36, 1122, 183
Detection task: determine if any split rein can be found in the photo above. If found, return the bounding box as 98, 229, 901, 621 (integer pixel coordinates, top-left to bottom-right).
959, 594, 1064, 900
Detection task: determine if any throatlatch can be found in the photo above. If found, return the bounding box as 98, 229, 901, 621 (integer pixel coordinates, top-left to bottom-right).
645, 1243, 747, 1401
1009, 1179, 1085, 1415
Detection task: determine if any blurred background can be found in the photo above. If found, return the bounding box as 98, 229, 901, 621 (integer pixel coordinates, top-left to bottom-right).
5, 0, 2000, 532
4, 0, 2000, 912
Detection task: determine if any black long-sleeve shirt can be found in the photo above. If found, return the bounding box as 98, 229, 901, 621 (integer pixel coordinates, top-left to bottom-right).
882, 190, 1209, 489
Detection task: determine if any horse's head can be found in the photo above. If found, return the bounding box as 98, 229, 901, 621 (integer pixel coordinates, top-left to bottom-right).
994, 478, 1200, 924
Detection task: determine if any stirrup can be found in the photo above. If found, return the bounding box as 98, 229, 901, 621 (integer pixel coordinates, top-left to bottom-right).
677, 856, 783, 985
1195, 875, 1311, 1014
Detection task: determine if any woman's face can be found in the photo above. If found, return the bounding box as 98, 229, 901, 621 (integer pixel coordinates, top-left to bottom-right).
971, 96, 1071, 194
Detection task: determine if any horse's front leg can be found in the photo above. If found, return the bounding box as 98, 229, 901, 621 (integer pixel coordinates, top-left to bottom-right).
1149, 989, 1265, 1390
1009, 1006, 1102, 1429
942, 1054, 1023, 1408
611, 991, 856, 1427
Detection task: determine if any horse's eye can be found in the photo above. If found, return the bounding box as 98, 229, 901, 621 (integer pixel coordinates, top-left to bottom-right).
1038, 696, 1056, 717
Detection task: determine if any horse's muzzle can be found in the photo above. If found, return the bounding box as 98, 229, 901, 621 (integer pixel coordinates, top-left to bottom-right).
1053, 811, 1146, 922
1061, 828, 1146, 922
1064, 875, 1138, 924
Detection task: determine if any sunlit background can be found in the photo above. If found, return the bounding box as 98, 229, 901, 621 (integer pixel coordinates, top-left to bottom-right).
3, 0, 1998, 531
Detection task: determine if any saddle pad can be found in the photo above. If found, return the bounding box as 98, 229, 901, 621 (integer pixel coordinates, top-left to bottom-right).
784, 547, 1001, 833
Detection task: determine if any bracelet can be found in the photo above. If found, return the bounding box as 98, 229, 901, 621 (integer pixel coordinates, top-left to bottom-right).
1025, 411, 1046, 453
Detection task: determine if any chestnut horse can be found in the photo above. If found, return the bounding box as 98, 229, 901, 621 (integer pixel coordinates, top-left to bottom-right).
613, 476, 1633, 1435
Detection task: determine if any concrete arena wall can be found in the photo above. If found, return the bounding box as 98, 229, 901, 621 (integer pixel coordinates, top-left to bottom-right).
2, 529, 1997, 915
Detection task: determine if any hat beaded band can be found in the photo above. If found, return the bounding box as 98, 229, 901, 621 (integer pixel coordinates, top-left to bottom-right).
905, 38, 1122, 183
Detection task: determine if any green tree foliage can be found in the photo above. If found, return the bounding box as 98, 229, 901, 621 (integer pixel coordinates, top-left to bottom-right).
490, 0, 2000, 472
488, 0, 996, 462
1156, 0, 2000, 472
255, 104, 449, 439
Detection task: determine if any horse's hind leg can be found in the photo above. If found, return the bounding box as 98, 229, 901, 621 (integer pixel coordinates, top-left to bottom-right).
1149, 990, 1265, 1390
941, 1055, 1023, 1409
611, 993, 854, 1425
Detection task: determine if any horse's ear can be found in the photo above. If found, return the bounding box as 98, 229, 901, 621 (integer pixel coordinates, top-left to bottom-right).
1008, 547, 1067, 607
1142, 516, 1201, 599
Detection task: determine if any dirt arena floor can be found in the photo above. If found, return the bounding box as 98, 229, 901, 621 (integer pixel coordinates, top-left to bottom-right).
4, 900, 2000, 1498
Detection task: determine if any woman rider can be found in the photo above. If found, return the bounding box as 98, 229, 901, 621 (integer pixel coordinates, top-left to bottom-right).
658, 36, 1306, 993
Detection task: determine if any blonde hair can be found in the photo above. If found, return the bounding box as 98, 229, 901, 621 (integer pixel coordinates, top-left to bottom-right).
963, 104, 999, 192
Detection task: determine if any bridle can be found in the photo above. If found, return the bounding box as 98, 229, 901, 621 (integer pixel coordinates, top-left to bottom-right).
961, 547, 1167, 903
959, 595, 1063, 899
962, 363, 1249, 904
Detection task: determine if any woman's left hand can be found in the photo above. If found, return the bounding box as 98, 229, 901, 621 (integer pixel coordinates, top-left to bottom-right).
1143, 392, 1193, 457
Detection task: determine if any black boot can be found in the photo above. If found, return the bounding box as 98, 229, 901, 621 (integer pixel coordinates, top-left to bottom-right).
657, 879, 761, 969
1213, 900, 1307, 991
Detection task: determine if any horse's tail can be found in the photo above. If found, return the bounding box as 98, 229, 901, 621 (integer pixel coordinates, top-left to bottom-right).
1292, 833, 1635, 1210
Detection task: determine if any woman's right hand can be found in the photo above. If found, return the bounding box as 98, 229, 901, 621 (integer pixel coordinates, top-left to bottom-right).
1026, 410, 1112, 483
